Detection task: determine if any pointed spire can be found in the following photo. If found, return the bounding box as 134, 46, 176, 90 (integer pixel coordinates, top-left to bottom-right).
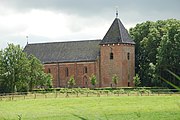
116, 7, 118, 18
100, 18, 135, 45
26, 36, 29, 45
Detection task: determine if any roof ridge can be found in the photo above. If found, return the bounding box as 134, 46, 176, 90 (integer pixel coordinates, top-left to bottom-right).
118, 18, 127, 43
27, 39, 101, 45
117, 18, 123, 43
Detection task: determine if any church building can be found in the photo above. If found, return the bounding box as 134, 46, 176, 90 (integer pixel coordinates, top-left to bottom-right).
24, 17, 135, 88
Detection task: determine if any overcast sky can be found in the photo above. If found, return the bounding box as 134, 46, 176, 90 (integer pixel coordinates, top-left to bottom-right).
0, 0, 180, 49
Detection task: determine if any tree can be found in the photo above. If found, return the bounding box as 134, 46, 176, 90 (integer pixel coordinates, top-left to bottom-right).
28, 55, 44, 91
0, 50, 4, 92
1, 44, 30, 93
129, 19, 180, 87
36, 71, 52, 89
133, 74, 141, 87
156, 20, 180, 87
89, 74, 97, 88
129, 21, 162, 86
112, 74, 119, 88
0, 44, 53, 93
68, 76, 76, 88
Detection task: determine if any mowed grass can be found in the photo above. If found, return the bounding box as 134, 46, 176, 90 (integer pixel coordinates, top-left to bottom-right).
0, 96, 180, 120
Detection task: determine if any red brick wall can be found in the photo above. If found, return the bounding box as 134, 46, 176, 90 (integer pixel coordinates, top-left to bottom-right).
44, 43, 135, 88
44, 61, 98, 88
100, 44, 135, 87
44, 64, 59, 87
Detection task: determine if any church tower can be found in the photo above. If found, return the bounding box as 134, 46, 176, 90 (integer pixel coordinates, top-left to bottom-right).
99, 17, 135, 87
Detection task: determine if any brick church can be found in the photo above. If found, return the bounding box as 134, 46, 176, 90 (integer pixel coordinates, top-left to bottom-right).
24, 17, 135, 88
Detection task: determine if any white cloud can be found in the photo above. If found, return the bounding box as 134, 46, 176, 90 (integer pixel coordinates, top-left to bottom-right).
0, 8, 111, 49
24, 10, 70, 38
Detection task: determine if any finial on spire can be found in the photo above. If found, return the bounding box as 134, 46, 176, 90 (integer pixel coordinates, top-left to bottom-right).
26, 36, 29, 45
115, 6, 119, 18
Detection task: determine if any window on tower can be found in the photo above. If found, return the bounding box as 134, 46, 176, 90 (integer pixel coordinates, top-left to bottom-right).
110, 52, 113, 60
127, 52, 130, 60
65, 67, 69, 77
128, 82, 130, 87
48, 68, 51, 73
84, 66, 88, 74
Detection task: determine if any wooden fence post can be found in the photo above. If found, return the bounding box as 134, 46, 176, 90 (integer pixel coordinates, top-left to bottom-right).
34, 94, 36, 99
66, 92, 69, 97
86, 92, 89, 97
76, 92, 79, 97
97, 92, 100, 97
55, 92, 58, 98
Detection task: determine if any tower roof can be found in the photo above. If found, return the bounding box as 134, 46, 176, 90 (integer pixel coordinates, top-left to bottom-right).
100, 18, 135, 45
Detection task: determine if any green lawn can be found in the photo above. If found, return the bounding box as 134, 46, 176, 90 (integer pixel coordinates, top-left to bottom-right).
0, 96, 180, 120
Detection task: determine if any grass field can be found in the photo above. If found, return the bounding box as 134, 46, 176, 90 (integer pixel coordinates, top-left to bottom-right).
0, 96, 180, 120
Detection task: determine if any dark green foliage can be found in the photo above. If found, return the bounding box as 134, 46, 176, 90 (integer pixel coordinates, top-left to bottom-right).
0, 44, 52, 93
28, 55, 43, 91
158, 69, 180, 90
129, 19, 180, 87
0, 50, 4, 92
28, 55, 52, 90
36, 71, 52, 89
0, 44, 30, 93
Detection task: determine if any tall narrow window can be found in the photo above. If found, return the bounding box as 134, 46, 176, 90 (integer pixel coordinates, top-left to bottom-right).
110, 52, 113, 60
127, 52, 130, 60
84, 67, 87, 74
48, 68, 51, 73
128, 82, 130, 87
65, 67, 69, 77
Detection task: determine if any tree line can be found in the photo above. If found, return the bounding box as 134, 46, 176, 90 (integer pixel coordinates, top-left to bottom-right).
0, 44, 52, 93
129, 19, 180, 87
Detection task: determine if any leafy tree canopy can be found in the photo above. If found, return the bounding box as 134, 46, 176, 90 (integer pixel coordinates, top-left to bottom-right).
129, 19, 180, 87
0, 44, 52, 93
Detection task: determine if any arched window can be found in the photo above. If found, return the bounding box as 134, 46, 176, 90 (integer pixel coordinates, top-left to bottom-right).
127, 52, 130, 60
110, 52, 113, 60
84, 67, 87, 74
83, 76, 88, 88
65, 67, 69, 77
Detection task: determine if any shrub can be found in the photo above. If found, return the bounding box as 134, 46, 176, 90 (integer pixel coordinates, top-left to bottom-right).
89, 74, 97, 88
68, 76, 76, 88
112, 74, 119, 87
133, 74, 141, 87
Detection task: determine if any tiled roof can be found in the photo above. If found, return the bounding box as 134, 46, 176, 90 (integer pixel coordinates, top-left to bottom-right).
100, 18, 135, 45
24, 40, 101, 63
